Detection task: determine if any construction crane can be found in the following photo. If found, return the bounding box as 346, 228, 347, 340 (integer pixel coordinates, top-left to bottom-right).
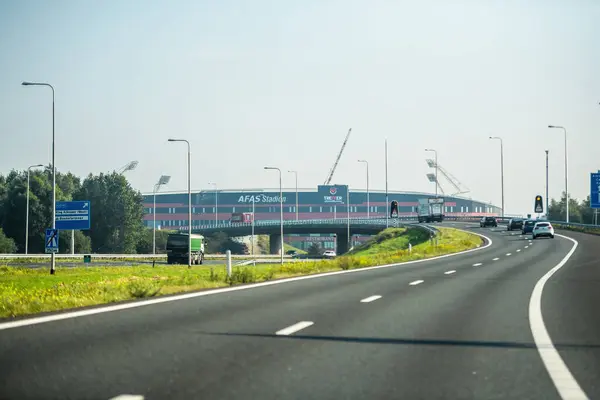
324, 128, 352, 185
425, 159, 470, 197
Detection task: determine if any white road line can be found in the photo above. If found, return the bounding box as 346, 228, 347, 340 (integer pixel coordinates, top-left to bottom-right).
0, 232, 494, 332
276, 321, 314, 336
409, 280, 424, 286
525, 246, 529, 249
472, 263, 482, 267
517, 249, 521, 252
529, 234, 588, 399
493, 257, 500, 261
109, 396, 145, 400
506, 253, 512, 256
444, 270, 456, 275
360, 295, 382, 303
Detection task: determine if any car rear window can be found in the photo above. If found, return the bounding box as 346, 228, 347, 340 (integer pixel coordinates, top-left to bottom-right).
536, 223, 550, 227
525, 221, 535, 226
485, 217, 495, 221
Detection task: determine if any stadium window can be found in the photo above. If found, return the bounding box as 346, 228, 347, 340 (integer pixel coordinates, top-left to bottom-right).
202, 207, 205, 213
309, 206, 312, 212
319, 207, 323, 212
460, 206, 464, 212
465, 207, 469, 213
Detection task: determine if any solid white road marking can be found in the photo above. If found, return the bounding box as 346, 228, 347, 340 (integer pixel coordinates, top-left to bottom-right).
276, 321, 314, 336
472, 263, 482, 267
109, 396, 145, 400
360, 295, 382, 303
0, 232, 494, 332
493, 257, 500, 261
506, 253, 512, 256
444, 270, 456, 275
517, 249, 521, 252
529, 234, 588, 399
525, 246, 529, 249
409, 280, 424, 286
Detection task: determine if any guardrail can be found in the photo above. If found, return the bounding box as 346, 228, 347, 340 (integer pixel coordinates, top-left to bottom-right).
0, 254, 291, 260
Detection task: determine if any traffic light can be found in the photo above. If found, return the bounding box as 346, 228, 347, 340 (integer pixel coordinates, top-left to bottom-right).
534, 195, 544, 213
390, 200, 398, 218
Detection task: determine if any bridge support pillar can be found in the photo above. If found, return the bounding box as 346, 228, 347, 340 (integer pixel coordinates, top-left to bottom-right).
336, 233, 349, 255
269, 234, 282, 255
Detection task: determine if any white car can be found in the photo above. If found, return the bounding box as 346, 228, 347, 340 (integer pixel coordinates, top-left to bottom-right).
323, 250, 337, 258
532, 221, 554, 239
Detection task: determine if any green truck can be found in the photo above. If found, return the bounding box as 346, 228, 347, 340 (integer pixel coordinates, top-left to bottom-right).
166, 233, 207, 265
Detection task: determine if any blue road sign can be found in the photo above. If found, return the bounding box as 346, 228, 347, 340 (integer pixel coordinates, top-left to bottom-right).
45, 228, 59, 254
55, 200, 91, 230
591, 173, 600, 209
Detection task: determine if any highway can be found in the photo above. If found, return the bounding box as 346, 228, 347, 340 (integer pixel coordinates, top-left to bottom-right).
0, 223, 598, 399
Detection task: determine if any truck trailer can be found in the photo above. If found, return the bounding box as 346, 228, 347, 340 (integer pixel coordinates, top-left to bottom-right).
416, 198, 445, 223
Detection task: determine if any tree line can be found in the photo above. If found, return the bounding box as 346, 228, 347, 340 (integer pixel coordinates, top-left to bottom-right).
547, 192, 597, 224
0, 166, 259, 255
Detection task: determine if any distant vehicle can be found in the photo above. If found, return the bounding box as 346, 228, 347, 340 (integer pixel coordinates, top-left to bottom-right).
416, 198, 444, 223
323, 250, 336, 258
480, 216, 497, 227
507, 218, 524, 231
521, 220, 537, 235
532, 221, 554, 239
230, 212, 253, 223
166, 233, 206, 265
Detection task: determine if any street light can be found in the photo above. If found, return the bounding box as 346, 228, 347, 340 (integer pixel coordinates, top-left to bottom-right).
545, 150, 549, 218
168, 138, 192, 267
264, 166, 284, 265
118, 160, 139, 174
208, 182, 218, 226
22, 81, 56, 274
288, 170, 298, 221
25, 164, 44, 254
385, 138, 389, 227
548, 125, 569, 222
153, 175, 171, 254
358, 160, 369, 218
425, 149, 438, 197
489, 137, 505, 218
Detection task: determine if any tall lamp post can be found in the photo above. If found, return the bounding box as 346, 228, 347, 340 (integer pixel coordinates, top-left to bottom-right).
25, 164, 44, 254
358, 160, 369, 218
264, 166, 284, 265
153, 175, 171, 254
288, 170, 298, 221
548, 125, 568, 222
489, 137, 505, 218
208, 182, 218, 226
385, 139, 389, 227
425, 149, 438, 197
168, 139, 192, 267
545, 150, 549, 218
22, 81, 56, 274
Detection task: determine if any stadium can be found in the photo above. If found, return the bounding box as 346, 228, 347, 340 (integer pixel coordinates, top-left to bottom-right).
142, 185, 500, 251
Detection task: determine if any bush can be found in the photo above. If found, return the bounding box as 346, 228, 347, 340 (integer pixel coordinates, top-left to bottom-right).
227, 267, 256, 285
0, 228, 16, 253
127, 280, 161, 298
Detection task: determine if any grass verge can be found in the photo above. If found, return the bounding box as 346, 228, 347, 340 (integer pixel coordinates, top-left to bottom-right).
0, 227, 482, 319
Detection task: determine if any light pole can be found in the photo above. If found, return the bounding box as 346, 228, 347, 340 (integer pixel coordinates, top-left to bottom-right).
264, 166, 284, 265
385, 138, 389, 227
168, 139, 192, 267
153, 175, 171, 254
25, 164, 44, 254
22, 81, 56, 274
425, 149, 438, 198
548, 125, 569, 222
358, 160, 369, 218
208, 182, 218, 226
545, 150, 549, 218
251, 195, 255, 256
489, 137, 505, 218
288, 170, 298, 221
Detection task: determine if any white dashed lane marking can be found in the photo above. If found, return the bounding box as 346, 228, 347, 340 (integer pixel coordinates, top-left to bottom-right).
360, 295, 382, 303
409, 280, 424, 286
473, 263, 483, 267
506, 253, 512, 256
276, 321, 314, 336
493, 258, 500, 261
444, 270, 456, 275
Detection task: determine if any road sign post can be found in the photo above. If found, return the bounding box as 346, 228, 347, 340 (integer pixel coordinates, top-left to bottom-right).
534, 195, 544, 214
591, 173, 600, 209
45, 229, 59, 254
56, 201, 91, 230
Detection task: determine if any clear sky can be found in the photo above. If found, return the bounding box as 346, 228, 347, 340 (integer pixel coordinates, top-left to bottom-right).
1, 0, 599, 214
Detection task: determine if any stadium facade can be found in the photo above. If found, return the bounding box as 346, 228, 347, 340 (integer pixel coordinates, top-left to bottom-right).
142, 185, 499, 251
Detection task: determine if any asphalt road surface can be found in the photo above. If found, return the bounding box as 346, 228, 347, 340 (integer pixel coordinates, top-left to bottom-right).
0, 222, 597, 399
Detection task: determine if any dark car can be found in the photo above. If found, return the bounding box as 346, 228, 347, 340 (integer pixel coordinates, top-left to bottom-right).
507, 218, 524, 231
522, 220, 537, 235
480, 216, 497, 228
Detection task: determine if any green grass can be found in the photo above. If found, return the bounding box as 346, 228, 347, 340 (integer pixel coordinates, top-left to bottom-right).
0, 227, 482, 319
283, 243, 307, 255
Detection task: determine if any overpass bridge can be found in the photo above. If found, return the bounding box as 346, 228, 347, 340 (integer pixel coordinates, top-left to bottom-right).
180, 217, 434, 254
